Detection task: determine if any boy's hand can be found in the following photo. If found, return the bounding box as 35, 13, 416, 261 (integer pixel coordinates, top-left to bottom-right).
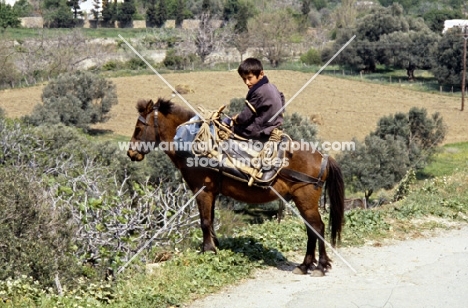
222, 117, 233, 127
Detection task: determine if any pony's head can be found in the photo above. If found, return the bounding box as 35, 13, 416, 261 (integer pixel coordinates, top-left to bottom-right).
127, 99, 160, 161
127, 97, 195, 162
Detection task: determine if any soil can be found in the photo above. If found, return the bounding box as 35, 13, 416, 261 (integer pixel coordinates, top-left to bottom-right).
1, 71, 467, 145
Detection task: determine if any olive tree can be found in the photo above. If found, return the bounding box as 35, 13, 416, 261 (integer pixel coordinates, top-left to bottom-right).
248, 10, 298, 67
24, 71, 118, 132
338, 107, 446, 202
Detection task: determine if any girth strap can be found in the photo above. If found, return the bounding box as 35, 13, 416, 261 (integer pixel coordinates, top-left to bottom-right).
279, 154, 329, 189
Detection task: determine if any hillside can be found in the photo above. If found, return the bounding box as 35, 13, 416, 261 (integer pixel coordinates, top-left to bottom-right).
0, 71, 467, 144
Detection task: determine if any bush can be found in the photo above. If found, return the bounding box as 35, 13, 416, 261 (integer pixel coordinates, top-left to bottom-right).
0, 166, 80, 287
300, 48, 322, 66
163, 48, 185, 70
126, 57, 150, 70
102, 60, 121, 71
0, 2, 21, 29
338, 107, 446, 201
23, 71, 118, 132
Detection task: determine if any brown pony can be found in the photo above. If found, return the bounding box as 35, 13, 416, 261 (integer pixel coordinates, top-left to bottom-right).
127, 98, 345, 276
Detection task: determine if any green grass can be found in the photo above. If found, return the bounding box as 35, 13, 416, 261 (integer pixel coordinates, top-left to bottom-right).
420, 142, 468, 177
0, 28, 160, 40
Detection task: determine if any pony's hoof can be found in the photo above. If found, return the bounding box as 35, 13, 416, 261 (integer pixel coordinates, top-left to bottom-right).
310, 269, 324, 277
292, 267, 307, 275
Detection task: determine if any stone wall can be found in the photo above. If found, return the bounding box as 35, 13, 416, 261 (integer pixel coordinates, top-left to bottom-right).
19, 17, 222, 30
20, 17, 43, 28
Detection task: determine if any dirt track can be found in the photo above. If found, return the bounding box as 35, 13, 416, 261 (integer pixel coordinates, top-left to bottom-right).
189, 226, 468, 308
1, 71, 467, 145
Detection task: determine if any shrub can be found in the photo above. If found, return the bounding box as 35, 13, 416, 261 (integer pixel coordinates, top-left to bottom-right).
300, 48, 322, 66
338, 135, 411, 202
0, 166, 80, 287
23, 71, 118, 132
163, 48, 185, 70
102, 60, 120, 71
338, 107, 446, 201
372, 107, 446, 168
126, 57, 149, 70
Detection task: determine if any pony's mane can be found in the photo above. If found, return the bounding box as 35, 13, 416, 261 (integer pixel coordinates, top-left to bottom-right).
135, 98, 195, 120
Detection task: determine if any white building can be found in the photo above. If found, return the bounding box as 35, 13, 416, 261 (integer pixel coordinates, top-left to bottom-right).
443, 19, 468, 34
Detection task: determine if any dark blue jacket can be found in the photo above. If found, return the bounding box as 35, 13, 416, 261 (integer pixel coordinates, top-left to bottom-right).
235, 76, 285, 140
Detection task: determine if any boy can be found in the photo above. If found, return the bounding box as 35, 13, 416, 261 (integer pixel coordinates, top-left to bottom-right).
226, 58, 285, 141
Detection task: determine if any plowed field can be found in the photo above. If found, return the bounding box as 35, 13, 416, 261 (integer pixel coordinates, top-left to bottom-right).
1, 71, 467, 144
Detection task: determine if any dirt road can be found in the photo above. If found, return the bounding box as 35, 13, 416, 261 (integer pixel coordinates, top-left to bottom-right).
189, 226, 468, 308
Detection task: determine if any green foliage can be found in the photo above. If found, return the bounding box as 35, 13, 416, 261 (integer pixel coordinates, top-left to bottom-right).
338, 135, 411, 200
333, 3, 436, 73
0, 1, 21, 29
117, 0, 136, 27
227, 97, 244, 113
102, 0, 117, 25
12, 0, 33, 17
338, 107, 446, 200
155, 0, 168, 27
343, 209, 390, 242
249, 10, 298, 67
421, 142, 468, 177
163, 48, 185, 69
312, 0, 327, 11
431, 27, 467, 86
0, 42, 20, 86
222, 0, 254, 33
378, 0, 421, 12
300, 0, 311, 16
163, 48, 196, 69
24, 71, 118, 132
300, 48, 322, 66
393, 168, 416, 201
146, 0, 158, 27
0, 166, 80, 287
42, 0, 75, 28
282, 112, 318, 142
373, 107, 447, 167
102, 60, 120, 71
0, 275, 116, 306
174, 0, 186, 27
126, 57, 149, 70
422, 8, 464, 33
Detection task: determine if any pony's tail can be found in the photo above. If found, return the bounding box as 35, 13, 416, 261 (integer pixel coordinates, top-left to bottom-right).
325, 156, 345, 247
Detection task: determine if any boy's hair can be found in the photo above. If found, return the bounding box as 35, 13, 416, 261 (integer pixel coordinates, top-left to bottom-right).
237, 58, 263, 77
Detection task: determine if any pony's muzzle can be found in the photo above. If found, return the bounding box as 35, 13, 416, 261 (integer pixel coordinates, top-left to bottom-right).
127, 149, 145, 161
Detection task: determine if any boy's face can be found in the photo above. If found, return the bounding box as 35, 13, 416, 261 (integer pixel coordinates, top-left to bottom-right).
240, 71, 264, 89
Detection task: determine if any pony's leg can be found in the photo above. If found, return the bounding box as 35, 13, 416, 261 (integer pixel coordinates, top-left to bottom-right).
196, 190, 218, 253
292, 187, 331, 275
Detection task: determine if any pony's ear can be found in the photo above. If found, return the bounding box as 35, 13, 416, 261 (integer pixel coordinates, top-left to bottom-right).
146, 99, 154, 113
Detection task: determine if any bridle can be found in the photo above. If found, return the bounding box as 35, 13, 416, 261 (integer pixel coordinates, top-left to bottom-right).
136, 105, 159, 149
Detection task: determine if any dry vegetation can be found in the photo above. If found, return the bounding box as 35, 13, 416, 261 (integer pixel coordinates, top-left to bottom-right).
1, 70, 467, 144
